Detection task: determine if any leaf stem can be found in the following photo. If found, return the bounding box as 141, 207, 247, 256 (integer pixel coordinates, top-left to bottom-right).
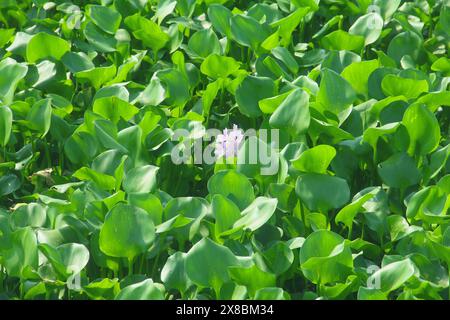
44, 138, 51, 168
128, 258, 133, 276
152, 250, 161, 280
348, 224, 353, 240
139, 253, 145, 274
0, 266, 3, 292
300, 202, 308, 233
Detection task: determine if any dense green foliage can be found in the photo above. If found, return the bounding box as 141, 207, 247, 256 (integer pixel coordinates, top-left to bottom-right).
0, 0, 449, 300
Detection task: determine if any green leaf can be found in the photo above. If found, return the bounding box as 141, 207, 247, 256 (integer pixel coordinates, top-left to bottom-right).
416, 91, 450, 112
341, 60, 379, 97
254, 287, 288, 300
291, 145, 336, 174
84, 22, 117, 52
156, 214, 194, 234
259, 91, 292, 114
39, 243, 90, 279
200, 54, 240, 79
64, 131, 99, 165
3, 227, 39, 277
357, 287, 388, 300
86, 5, 122, 35
161, 252, 192, 293
0, 106, 12, 146
11, 203, 46, 228
300, 230, 353, 285
185, 238, 238, 293
263, 241, 294, 275
402, 104, 440, 156
155, 68, 190, 107
272, 47, 298, 74
93, 97, 139, 124
137, 78, 166, 106
292, 0, 319, 11
115, 279, 165, 300
317, 68, 356, 114
349, 13, 383, 45
321, 275, 359, 299
232, 197, 278, 232
367, 259, 415, 293
94, 120, 128, 153
372, 0, 401, 20
0, 58, 28, 104
229, 264, 276, 297
295, 173, 350, 212
423, 145, 450, 183
335, 191, 376, 230
26, 98, 52, 137
236, 135, 280, 177
362, 122, 401, 154
75, 65, 117, 91
320, 30, 365, 53
431, 57, 450, 76
6, 32, 32, 57
187, 28, 221, 58
322, 50, 361, 74
99, 203, 155, 261
387, 31, 423, 64
236, 76, 276, 118
208, 170, 255, 210
0, 174, 21, 196
377, 152, 421, 189
270, 8, 309, 45
124, 14, 169, 55
61, 52, 95, 73
406, 185, 450, 224
202, 80, 220, 116
123, 165, 159, 194
269, 88, 310, 136
387, 215, 421, 242
230, 14, 270, 50
212, 194, 241, 236
0, 28, 15, 48
381, 75, 429, 99
84, 278, 120, 300
108, 51, 146, 85
129, 193, 163, 225
268, 183, 296, 212
163, 197, 208, 242
207, 4, 232, 37
154, 0, 177, 24
73, 167, 116, 190
26, 32, 70, 63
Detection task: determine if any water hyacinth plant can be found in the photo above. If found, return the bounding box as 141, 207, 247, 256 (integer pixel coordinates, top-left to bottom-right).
0, 0, 449, 301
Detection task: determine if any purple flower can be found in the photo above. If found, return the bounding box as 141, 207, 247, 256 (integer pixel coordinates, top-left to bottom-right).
215, 124, 244, 158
